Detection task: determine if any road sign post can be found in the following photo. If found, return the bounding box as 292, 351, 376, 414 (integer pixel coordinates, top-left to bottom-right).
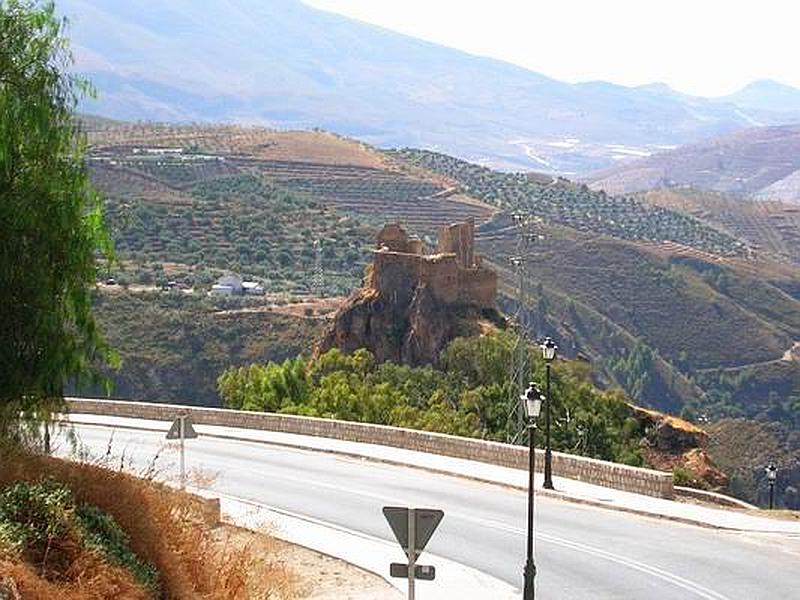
166, 414, 198, 489
383, 506, 444, 600
408, 508, 416, 600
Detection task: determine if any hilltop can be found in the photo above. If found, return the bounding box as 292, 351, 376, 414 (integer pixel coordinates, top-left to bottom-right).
588, 125, 800, 202
58, 0, 800, 174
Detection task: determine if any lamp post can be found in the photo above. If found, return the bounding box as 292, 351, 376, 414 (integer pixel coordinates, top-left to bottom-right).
521, 382, 543, 600
766, 464, 777, 510
540, 337, 557, 490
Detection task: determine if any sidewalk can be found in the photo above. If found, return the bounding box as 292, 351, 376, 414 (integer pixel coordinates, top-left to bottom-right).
65, 413, 800, 535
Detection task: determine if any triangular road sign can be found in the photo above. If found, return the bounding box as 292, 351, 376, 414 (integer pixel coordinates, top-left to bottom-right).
165, 415, 198, 440
383, 507, 444, 558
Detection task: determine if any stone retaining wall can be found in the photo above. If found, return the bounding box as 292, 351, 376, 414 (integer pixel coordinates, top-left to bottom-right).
66, 398, 674, 499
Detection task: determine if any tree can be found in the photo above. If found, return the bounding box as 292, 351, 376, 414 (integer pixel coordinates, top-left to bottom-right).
0, 0, 114, 444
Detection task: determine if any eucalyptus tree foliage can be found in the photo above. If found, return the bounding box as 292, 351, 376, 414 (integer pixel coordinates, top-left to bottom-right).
0, 0, 114, 445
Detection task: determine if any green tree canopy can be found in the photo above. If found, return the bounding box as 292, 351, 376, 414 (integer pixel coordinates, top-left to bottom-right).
0, 0, 113, 441
218, 333, 646, 465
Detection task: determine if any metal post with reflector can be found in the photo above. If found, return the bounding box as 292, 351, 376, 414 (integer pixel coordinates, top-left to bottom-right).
166, 414, 198, 489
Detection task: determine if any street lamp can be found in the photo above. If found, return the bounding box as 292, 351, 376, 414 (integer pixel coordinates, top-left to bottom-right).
540, 337, 557, 490
766, 464, 777, 510
521, 382, 543, 600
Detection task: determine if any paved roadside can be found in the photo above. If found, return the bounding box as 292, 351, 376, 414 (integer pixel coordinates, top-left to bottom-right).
64, 413, 800, 535
207, 492, 517, 600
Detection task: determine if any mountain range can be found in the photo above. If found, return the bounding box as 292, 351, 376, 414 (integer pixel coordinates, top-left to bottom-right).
60, 0, 800, 174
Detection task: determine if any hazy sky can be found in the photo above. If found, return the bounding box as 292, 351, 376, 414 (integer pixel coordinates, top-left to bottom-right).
304, 0, 799, 97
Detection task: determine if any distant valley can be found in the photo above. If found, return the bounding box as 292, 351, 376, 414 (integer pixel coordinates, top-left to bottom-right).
59, 0, 800, 175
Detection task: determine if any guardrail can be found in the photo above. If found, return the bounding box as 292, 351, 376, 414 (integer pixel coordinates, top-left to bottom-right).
66, 398, 674, 499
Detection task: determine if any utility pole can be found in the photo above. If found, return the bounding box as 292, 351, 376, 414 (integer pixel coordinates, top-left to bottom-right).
507, 214, 540, 443
312, 239, 324, 298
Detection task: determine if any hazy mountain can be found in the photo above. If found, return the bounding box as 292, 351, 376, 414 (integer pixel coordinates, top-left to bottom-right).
59, 0, 800, 174
587, 125, 800, 202
721, 80, 800, 113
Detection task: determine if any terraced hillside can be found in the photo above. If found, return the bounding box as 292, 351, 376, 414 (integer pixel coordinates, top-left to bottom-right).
88, 124, 496, 251
640, 189, 800, 266
94, 163, 373, 295
389, 149, 746, 256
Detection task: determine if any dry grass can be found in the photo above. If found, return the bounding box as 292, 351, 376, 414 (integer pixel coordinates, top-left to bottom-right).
0, 451, 297, 599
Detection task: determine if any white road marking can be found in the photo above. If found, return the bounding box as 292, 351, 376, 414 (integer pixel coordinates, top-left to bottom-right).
68, 423, 733, 599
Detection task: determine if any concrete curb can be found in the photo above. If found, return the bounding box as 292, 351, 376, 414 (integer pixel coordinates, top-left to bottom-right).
63, 414, 800, 536
674, 486, 759, 510
201, 491, 519, 600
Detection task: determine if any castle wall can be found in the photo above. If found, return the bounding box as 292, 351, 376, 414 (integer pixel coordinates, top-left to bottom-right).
422, 255, 460, 304
371, 251, 423, 306
436, 219, 475, 268
458, 267, 497, 310
371, 219, 495, 310
376, 223, 414, 253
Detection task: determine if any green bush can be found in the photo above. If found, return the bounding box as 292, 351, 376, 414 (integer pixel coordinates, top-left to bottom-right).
0, 479, 160, 594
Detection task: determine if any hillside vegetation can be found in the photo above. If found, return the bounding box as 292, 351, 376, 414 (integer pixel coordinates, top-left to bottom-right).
89, 293, 324, 406
219, 332, 649, 466
97, 165, 373, 294
0, 451, 292, 599
640, 188, 800, 266
388, 148, 746, 256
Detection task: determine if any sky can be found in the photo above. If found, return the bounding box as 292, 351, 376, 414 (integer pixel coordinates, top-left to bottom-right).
304, 0, 800, 97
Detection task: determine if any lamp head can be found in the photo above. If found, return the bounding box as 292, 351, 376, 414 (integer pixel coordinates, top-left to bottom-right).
541, 337, 557, 361
766, 464, 777, 481
521, 382, 544, 419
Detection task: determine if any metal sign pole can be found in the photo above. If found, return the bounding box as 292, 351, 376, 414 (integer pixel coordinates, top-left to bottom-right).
179, 415, 186, 490
407, 508, 416, 600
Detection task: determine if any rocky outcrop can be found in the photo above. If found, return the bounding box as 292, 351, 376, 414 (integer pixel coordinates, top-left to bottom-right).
319, 284, 500, 365
317, 221, 503, 365
632, 406, 729, 491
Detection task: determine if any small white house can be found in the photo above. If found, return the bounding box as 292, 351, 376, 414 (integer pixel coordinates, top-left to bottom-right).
209, 284, 234, 296
242, 281, 265, 296
209, 274, 264, 297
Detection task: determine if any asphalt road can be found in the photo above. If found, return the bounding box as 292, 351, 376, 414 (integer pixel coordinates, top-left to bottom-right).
60, 424, 800, 599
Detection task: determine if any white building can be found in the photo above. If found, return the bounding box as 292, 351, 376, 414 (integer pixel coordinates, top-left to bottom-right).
209, 274, 264, 296
242, 281, 265, 295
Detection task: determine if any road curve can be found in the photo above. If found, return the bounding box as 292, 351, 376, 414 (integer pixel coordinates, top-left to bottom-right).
61, 423, 800, 600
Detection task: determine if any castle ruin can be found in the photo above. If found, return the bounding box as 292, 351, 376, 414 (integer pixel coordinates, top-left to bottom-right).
317, 219, 499, 366
370, 219, 497, 310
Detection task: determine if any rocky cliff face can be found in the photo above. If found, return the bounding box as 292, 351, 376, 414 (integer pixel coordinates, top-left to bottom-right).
632, 406, 729, 491
317, 284, 503, 366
